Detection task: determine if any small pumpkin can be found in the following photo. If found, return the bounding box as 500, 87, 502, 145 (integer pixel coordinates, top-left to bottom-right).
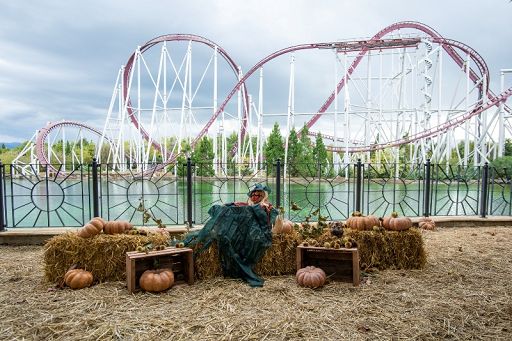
418, 217, 436, 230
139, 268, 175, 292
104, 220, 133, 234
296, 266, 326, 288
64, 269, 93, 289
381, 212, 412, 231
89, 217, 105, 230
77, 222, 103, 238
273, 215, 294, 234
345, 211, 380, 231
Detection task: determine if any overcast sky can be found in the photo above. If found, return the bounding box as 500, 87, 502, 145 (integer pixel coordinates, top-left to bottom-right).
0, 0, 511, 142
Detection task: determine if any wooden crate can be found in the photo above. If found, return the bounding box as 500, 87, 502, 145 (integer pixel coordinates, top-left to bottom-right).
296, 246, 360, 286
126, 247, 194, 293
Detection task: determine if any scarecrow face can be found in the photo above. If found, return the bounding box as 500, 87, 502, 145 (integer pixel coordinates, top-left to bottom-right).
250, 190, 265, 203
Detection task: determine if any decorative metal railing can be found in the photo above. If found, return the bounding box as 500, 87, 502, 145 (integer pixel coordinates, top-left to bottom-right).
0, 159, 510, 229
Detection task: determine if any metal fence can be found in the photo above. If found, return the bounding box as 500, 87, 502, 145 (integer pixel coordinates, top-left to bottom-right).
0, 158, 510, 229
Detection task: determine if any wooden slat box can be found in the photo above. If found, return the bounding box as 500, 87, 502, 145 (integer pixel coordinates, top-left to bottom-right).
296, 246, 360, 286
126, 247, 194, 293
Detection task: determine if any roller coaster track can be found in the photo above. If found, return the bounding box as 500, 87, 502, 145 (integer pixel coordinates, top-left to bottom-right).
121, 34, 249, 156
330, 87, 512, 153
303, 21, 508, 132
34, 22, 510, 169
182, 21, 504, 165
35, 120, 108, 169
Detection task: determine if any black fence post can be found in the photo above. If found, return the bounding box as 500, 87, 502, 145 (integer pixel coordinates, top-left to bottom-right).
91, 158, 100, 218
480, 162, 489, 218
355, 159, 362, 212
276, 159, 281, 209
0, 162, 5, 231
423, 159, 431, 217
186, 157, 193, 228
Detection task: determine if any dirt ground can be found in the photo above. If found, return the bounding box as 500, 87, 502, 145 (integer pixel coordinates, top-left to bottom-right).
0, 226, 511, 340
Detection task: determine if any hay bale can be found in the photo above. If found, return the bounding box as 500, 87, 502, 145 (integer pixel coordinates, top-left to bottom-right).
193, 243, 222, 280
344, 228, 426, 270
194, 233, 300, 280
43, 232, 169, 284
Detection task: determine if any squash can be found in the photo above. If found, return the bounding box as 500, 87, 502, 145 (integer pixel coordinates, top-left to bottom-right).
382, 212, 412, 231
273, 215, 294, 234
64, 269, 93, 289
345, 211, 380, 231
296, 266, 326, 288
77, 222, 103, 238
88, 217, 105, 230
139, 268, 175, 292
104, 220, 133, 234
418, 217, 436, 230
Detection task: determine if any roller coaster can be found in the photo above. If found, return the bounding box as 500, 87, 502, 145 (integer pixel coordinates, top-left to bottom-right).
13, 21, 512, 175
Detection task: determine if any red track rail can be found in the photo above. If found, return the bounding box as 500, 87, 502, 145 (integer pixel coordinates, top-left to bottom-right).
303, 21, 494, 132
330, 88, 512, 153
35, 120, 107, 169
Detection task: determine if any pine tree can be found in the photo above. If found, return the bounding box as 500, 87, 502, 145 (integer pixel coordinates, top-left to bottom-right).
264, 122, 285, 173
192, 136, 214, 176
313, 133, 328, 176
286, 128, 301, 176
297, 124, 314, 176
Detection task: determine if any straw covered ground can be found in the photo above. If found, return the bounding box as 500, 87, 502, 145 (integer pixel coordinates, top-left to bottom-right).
0, 226, 511, 340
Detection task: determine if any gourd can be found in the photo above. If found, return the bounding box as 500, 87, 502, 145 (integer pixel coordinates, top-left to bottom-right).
418, 217, 436, 230
64, 269, 93, 289
139, 269, 175, 292
296, 266, 326, 288
381, 212, 412, 231
89, 217, 105, 230
103, 220, 133, 234
345, 211, 380, 231
272, 215, 294, 234
77, 222, 103, 238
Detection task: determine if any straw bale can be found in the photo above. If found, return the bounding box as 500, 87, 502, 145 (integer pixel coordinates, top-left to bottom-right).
344, 227, 426, 270
194, 232, 300, 280
43, 232, 169, 284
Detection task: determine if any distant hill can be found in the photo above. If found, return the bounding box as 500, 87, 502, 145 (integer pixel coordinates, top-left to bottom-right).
0, 142, 22, 149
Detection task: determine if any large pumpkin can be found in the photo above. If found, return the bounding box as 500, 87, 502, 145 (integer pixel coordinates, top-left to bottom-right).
77, 222, 103, 238
64, 269, 93, 289
296, 266, 326, 288
345, 211, 380, 231
382, 212, 412, 231
139, 268, 175, 292
104, 220, 133, 234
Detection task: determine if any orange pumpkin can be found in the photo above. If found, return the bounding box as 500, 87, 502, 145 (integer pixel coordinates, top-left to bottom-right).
345, 211, 380, 231
382, 212, 412, 231
64, 269, 93, 289
418, 217, 436, 230
139, 268, 175, 292
77, 222, 103, 238
88, 217, 105, 230
104, 220, 133, 234
296, 266, 326, 288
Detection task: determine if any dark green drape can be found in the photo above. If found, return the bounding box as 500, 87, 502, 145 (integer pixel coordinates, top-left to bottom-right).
184, 204, 278, 287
